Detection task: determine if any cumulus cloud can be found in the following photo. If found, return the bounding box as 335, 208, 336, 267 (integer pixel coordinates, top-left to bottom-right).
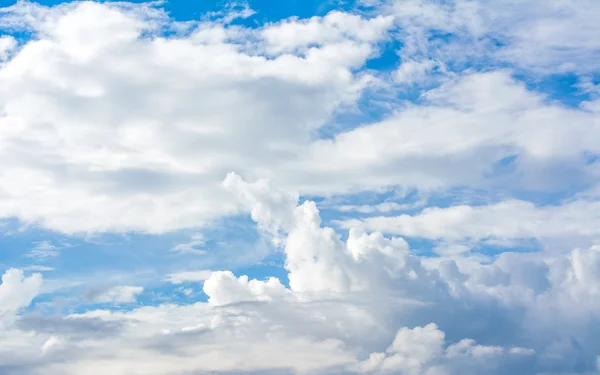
0, 269, 42, 321
0, 176, 598, 374
0, 1, 599, 374
0, 1, 390, 234
203, 270, 288, 306
1, 1, 598, 236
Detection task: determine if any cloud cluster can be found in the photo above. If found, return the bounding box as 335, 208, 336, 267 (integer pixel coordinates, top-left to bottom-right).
1, 176, 599, 374
92, 285, 144, 304
1, 1, 599, 235
0, 0, 599, 374
0, 1, 390, 233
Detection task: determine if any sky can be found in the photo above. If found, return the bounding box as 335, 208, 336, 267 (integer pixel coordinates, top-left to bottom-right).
0, 0, 599, 374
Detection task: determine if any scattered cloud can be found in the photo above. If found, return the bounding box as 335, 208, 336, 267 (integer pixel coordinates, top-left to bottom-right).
166, 270, 213, 285
171, 234, 207, 256
91, 286, 144, 304
0, 0, 599, 374
26, 241, 59, 260
335, 199, 428, 213
23, 265, 55, 272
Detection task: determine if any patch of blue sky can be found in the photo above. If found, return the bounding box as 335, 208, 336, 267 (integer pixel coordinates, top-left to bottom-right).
137, 283, 207, 305
583, 151, 599, 165
426, 184, 583, 208
316, 85, 417, 140
227, 0, 360, 26
317, 47, 409, 139
0, 219, 71, 274
193, 214, 272, 268
365, 39, 403, 72
1, 211, 285, 313
514, 71, 594, 108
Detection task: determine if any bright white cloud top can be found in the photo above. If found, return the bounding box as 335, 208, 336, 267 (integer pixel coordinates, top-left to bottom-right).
0, 0, 599, 374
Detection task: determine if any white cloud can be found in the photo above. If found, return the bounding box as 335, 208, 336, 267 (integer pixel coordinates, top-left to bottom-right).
0, 1, 599, 373
0, 1, 390, 234
170, 234, 206, 255
93, 286, 143, 304
577, 76, 600, 97
0, 1, 599, 236
27, 241, 59, 259
359, 323, 534, 375
203, 270, 288, 306
487, 0, 600, 73
336, 199, 427, 213
166, 270, 213, 284
393, 59, 439, 85
287, 71, 600, 195
0, 35, 16, 61
262, 11, 394, 55
388, 0, 600, 74
0, 269, 42, 322
337, 198, 600, 250
41, 336, 63, 354
0, 176, 598, 374
23, 265, 55, 272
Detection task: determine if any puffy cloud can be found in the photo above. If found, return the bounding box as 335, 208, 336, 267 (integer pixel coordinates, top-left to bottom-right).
0, 1, 600, 374
0, 176, 598, 374
224, 173, 431, 295
360, 323, 445, 374
360, 323, 536, 375
262, 11, 394, 55
0, 269, 42, 321
203, 270, 288, 306
0, 1, 390, 234
1, 1, 599, 236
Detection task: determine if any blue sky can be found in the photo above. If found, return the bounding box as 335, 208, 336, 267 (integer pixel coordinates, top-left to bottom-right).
0, 0, 600, 374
